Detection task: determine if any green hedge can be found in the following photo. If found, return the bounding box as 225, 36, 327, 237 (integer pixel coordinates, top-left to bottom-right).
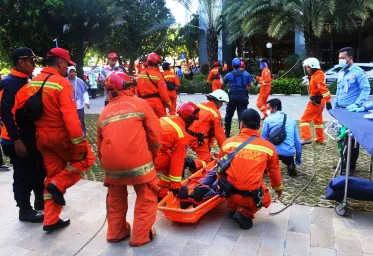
180, 74, 308, 95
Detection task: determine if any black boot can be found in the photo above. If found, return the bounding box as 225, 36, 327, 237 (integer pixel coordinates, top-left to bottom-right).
225, 127, 231, 138
34, 193, 44, 211
179, 186, 191, 210
287, 164, 297, 177
19, 209, 44, 223
43, 218, 70, 232
46, 183, 65, 206
184, 157, 196, 169
232, 211, 253, 230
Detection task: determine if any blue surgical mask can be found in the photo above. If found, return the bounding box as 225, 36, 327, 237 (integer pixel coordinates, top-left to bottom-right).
260, 62, 267, 70
339, 59, 349, 69
266, 110, 272, 116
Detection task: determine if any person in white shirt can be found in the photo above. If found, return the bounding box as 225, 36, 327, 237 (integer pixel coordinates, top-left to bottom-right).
67, 66, 90, 135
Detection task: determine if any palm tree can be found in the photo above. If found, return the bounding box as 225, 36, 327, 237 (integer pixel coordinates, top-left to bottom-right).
178, 0, 223, 67
223, 0, 373, 58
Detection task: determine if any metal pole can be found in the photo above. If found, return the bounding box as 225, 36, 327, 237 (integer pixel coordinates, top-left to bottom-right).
343, 132, 352, 203
269, 48, 273, 71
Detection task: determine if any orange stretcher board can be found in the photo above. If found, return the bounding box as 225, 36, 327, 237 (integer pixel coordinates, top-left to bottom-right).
158, 161, 225, 223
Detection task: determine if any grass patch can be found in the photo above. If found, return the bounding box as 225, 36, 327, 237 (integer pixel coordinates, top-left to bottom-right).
84, 114, 373, 211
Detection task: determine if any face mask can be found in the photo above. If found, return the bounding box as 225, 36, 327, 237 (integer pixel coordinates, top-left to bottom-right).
339, 59, 349, 69
266, 110, 272, 116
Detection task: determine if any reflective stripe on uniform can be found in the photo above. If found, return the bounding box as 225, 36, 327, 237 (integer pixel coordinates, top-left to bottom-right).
259, 106, 266, 111
71, 135, 85, 145
137, 75, 160, 80
273, 184, 283, 191
163, 117, 184, 138
66, 165, 76, 171
169, 174, 182, 182
105, 161, 155, 179
201, 160, 206, 167
222, 142, 274, 156
44, 193, 53, 200
28, 81, 63, 91
300, 122, 310, 127
98, 112, 145, 128
314, 124, 324, 129
160, 174, 170, 182
322, 91, 331, 98
163, 75, 175, 79
198, 104, 218, 118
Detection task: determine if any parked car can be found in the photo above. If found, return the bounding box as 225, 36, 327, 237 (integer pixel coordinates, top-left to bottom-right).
302, 63, 373, 86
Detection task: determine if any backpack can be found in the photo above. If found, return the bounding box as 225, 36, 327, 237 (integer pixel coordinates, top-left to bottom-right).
23, 74, 53, 121
162, 74, 176, 91
268, 114, 287, 145
232, 71, 245, 90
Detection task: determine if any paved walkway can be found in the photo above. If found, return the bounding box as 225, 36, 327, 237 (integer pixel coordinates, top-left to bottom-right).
1, 170, 373, 256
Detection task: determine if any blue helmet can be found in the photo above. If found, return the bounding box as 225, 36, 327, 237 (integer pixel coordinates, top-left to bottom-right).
232, 58, 241, 68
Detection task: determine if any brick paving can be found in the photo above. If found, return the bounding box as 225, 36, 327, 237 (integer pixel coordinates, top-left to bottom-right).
1, 170, 373, 256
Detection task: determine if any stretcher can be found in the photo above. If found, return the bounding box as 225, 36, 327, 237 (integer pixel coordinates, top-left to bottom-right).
158, 161, 225, 223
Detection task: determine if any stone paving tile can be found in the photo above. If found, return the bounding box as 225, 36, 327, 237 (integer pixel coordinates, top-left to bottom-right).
257, 239, 285, 256
352, 211, 373, 231
357, 230, 373, 254
311, 207, 333, 227
310, 247, 337, 256
310, 224, 335, 249
288, 205, 311, 234
261, 219, 288, 242
267, 203, 291, 222
284, 231, 310, 256
0, 245, 30, 256
332, 218, 359, 241
152, 232, 190, 256
102, 242, 131, 256
234, 219, 266, 253
230, 247, 258, 256
178, 241, 209, 256
335, 238, 363, 256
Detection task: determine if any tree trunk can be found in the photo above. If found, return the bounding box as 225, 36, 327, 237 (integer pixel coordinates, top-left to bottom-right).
304, 31, 321, 59
74, 41, 86, 79
328, 25, 334, 68
206, 25, 218, 68
129, 57, 135, 75
356, 30, 363, 62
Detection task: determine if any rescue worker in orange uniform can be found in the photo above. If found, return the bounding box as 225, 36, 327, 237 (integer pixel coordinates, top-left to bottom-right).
207, 61, 222, 92
162, 62, 180, 115
155, 102, 200, 199
13, 48, 95, 232
97, 72, 161, 246
218, 109, 283, 229
137, 53, 171, 118
256, 58, 272, 119
300, 58, 332, 145
184, 89, 229, 172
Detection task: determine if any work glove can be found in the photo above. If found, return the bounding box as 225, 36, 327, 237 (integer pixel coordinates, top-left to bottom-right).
346, 104, 359, 112
169, 188, 179, 197
75, 140, 88, 160
326, 102, 332, 111
355, 106, 366, 112
296, 153, 302, 166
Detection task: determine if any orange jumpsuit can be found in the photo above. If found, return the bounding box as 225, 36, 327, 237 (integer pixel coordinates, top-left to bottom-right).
97, 90, 161, 246
207, 67, 222, 92
219, 128, 283, 219
300, 70, 331, 143
13, 67, 95, 226
137, 67, 171, 118
256, 66, 272, 118
155, 116, 189, 198
163, 70, 180, 115
186, 101, 226, 171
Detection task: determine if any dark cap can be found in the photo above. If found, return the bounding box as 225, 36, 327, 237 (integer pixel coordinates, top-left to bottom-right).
241, 109, 261, 129
259, 58, 268, 63
11, 47, 40, 62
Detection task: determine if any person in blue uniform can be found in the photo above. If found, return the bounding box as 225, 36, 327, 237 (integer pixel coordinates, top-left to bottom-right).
223, 58, 253, 137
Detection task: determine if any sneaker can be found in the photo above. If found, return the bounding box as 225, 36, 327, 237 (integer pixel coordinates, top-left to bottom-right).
0, 164, 11, 171
301, 140, 312, 146
232, 211, 253, 230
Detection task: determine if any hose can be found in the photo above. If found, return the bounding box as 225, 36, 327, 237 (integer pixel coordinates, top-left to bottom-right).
269, 136, 331, 215
73, 193, 108, 256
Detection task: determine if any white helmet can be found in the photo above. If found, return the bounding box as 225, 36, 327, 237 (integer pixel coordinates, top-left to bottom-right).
207, 89, 229, 103
303, 57, 320, 69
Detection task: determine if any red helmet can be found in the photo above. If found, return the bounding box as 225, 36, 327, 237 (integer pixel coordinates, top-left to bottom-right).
177, 101, 200, 123
105, 71, 134, 91
108, 53, 118, 59
240, 61, 245, 68
147, 53, 161, 65
143, 61, 148, 68
213, 61, 220, 67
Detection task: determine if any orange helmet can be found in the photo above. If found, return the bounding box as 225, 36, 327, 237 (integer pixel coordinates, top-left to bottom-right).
177, 101, 200, 123
147, 53, 161, 65
105, 71, 134, 91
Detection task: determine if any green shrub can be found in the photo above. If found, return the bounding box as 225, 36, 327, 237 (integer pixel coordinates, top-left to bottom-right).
179, 74, 211, 93
200, 64, 209, 75
271, 78, 307, 95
